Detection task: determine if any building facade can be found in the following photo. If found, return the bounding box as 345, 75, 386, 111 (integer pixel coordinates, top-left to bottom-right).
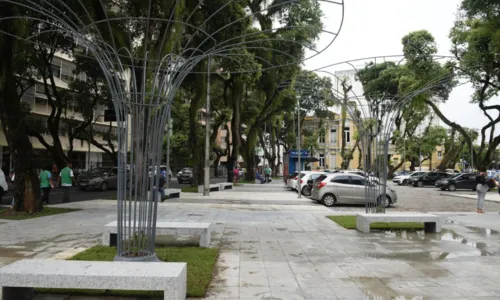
302, 114, 361, 170
0, 52, 129, 171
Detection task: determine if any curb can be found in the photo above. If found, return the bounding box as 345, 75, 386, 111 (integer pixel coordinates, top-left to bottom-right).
440, 193, 500, 204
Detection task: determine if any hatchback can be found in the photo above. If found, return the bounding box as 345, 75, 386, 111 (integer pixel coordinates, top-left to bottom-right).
311, 173, 397, 208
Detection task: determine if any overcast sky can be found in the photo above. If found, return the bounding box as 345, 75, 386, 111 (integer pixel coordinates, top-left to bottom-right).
304, 0, 500, 138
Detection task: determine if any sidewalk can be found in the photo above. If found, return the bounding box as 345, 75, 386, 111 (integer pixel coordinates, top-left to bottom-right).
441, 191, 500, 203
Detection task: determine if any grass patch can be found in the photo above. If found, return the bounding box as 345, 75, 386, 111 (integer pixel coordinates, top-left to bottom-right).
237, 179, 255, 184
181, 186, 198, 193
0, 207, 80, 220
233, 183, 244, 186
327, 215, 425, 230
38, 245, 218, 298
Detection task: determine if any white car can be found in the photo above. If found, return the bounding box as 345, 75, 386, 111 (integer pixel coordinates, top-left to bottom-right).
0, 169, 8, 197
393, 171, 427, 186
288, 171, 310, 191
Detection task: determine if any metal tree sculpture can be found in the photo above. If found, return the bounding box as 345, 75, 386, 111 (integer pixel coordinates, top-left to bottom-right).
315, 55, 455, 213
0, 0, 344, 260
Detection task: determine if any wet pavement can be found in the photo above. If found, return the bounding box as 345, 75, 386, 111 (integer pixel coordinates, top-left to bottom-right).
1, 183, 500, 299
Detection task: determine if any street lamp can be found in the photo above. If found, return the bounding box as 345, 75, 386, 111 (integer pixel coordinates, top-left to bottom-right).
204, 56, 211, 196
296, 95, 302, 199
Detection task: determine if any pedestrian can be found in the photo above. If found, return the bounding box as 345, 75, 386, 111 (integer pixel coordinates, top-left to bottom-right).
58, 162, 74, 203
159, 166, 167, 202
475, 170, 488, 214
233, 166, 239, 183
264, 165, 271, 183
39, 165, 53, 206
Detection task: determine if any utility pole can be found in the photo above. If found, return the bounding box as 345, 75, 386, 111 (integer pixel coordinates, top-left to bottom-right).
297, 96, 302, 198
204, 56, 211, 196
470, 129, 474, 172
403, 138, 406, 171
165, 110, 172, 189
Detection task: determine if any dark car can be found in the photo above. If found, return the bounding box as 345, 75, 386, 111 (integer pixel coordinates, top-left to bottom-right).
176, 167, 193, 184
435, 173, 477, 191
411, 172, 452, 187
79, 167, 118, 191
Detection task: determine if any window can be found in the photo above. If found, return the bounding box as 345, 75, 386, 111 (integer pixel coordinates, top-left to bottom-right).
319, 154, 325, 167
331, 175, 349, 184
318, 131, 325, 144
330, 128, 337, 144
344, 126, 351, 143
49, 64, 61, 78
330, 155, 336, 168
35, 97, 48, 113
350, 176, 365, 186
437, 151, 443, 159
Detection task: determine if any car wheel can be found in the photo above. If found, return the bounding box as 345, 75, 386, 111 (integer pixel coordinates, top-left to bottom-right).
402, 179, 408, 186
440, 187, 446, 191
412, 182, 418, 187
417, 181, 424, 188
178, 180, 183, 184
449, 184, 456, 192
301, 186, 309, 196
100, 182, 108, 192
377, 195, 391, 208
321, 194, 337, 207
79, 187, 87, 191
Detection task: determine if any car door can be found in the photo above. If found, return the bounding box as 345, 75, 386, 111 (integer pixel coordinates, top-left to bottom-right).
329, 175, 352, 203
348, 176, 366, 204
464, 174, 477, 189
108, 168, 118, 189
422, 173, 435, 185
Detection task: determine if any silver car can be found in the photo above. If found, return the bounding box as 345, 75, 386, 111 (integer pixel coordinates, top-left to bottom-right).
310, 173, 397, 208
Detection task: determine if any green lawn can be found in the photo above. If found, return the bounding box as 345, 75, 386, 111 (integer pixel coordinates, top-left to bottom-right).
38, 245, 218, 298
327, 215, 425, 230
237, 179, 255, 184
0, 207, 80, 220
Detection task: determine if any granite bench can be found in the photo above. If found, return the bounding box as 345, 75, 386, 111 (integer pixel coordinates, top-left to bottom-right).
165, 188, 181, 199
219, 182, 233, 190
197, 184, 221, 193
103, 221, 214, 248
0, 259, 186, 300
355, 213, 442, 234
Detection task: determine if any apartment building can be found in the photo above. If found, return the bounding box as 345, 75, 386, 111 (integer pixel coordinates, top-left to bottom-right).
0, 52, 128, 171
302, 113, 361, 170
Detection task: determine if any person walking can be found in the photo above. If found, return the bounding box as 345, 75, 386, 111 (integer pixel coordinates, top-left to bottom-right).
264, 165, 271, 183
58, 162, 74, 203
159, 166, 167, 202
476, 170, 488, 213
39, 165, 53, 206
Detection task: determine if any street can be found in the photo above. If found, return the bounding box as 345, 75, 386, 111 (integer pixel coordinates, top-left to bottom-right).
1, 177, 228, 205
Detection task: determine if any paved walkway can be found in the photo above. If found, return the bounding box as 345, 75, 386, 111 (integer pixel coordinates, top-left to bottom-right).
1, 184, 500, 299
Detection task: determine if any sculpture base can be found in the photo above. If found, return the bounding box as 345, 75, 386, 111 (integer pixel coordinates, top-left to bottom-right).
113, 252, 160, 262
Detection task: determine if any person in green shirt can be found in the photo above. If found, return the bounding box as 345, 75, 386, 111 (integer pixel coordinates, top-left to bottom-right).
58, 162, 74, 203
264, 165, 272, 184
39, 165, 53, 205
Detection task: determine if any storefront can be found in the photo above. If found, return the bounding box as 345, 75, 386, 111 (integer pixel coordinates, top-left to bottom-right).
284, 149, 309, 176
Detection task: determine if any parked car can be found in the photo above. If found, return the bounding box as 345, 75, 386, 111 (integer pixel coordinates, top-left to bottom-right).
285, 171, 298, 187
301, 172, 327, 196
435, 173, 478, 191
288, 171, 311, 191
176, 167, 193, 184
339, 170, 380, 184
445, 169, 461, 175
393, 171, 428, 186
310, 173, 397, 208
79, 167, 118, 191
410, 172, 452, 187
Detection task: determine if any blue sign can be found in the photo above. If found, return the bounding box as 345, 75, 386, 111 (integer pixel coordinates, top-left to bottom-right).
289, 149, 309, 158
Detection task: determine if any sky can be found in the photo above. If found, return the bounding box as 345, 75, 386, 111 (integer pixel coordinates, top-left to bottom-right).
303, 0, 500, 139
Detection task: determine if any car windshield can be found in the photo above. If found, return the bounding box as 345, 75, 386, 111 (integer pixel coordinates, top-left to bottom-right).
451, 174, 462, 179
84, 168, 107, 176
181, 168, 193, 173
299, 173, 309, 178
316, 175, 328, 182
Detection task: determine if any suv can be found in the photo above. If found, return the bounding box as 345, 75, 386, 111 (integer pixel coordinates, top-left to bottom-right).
310, 173, 397, 208
177, 167, 193, 184
410, 172, 452, 187
393, 171, 427, 186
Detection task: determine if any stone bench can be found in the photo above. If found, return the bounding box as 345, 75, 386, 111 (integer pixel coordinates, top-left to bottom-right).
0, 259, 186, 300
197, 184, 221, 193
355, 213, 442, 234
103, 221, 214, 248
166, 188, 181, 199
219, 182, 233, 190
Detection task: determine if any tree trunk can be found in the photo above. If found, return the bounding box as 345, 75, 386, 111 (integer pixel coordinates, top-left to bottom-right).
189, 63, 207, 187
227, 79, 244, 183
244, 128, 258, 181
0, 6, 41, 212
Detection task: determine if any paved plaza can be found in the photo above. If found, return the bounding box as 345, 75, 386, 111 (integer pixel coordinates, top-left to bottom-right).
1, 182, 500, 299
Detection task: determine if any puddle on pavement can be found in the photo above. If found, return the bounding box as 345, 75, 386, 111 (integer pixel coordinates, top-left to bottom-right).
373, 227, 496, 261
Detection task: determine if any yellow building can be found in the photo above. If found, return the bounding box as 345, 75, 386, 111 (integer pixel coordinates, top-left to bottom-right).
391, 145, 445, 171
302, 114, 361, 170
